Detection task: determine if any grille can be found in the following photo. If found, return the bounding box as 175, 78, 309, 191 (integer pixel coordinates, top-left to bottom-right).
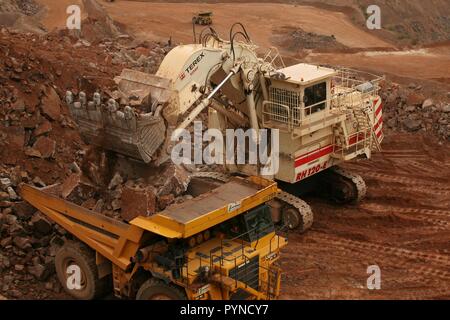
268, 87, 301, 125
229, 256, 259, 290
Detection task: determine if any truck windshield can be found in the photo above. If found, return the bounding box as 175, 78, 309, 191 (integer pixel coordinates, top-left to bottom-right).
225, 205, 275, 242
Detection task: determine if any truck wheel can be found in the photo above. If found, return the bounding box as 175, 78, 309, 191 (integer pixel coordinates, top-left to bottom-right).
55, 241, 109, 300
136, 278, 186, 300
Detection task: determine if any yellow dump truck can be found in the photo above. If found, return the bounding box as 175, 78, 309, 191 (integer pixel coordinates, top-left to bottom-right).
20, 176, 287, 300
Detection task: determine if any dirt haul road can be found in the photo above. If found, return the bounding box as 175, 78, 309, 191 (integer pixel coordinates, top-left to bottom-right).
103, 1, 449, 90
35, 1, 450, 88
305, 45, 450, 88
103, 2, 392, 49
37, 0, 391, 49
281, 132, 450, 299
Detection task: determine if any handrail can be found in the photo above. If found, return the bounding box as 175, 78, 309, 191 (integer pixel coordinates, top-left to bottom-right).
174, 223, 285, 298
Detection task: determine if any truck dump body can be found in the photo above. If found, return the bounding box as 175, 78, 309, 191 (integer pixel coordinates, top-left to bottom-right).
131, 176, 278, 238
162, 178, 260, 223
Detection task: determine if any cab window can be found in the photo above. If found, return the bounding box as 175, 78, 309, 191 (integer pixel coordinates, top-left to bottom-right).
304, 82, 327, 115
223, 205, 275, 242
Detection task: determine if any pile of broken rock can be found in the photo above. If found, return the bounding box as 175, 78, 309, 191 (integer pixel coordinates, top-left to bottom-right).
381, 82, 450, 140
0, 26, 174, 298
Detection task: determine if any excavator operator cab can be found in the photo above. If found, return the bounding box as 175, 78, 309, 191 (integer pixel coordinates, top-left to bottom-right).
263, 63, 337, 129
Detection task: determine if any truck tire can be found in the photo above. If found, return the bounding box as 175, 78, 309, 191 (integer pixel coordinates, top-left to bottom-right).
136, 278, 187, 300
55, 241, 109, 300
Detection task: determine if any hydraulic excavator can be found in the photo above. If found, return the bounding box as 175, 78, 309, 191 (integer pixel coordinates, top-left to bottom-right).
66, 24, 384, 232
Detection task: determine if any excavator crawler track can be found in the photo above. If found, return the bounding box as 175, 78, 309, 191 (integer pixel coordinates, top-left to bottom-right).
329, 166, 367, 203
276, 190, 313, 233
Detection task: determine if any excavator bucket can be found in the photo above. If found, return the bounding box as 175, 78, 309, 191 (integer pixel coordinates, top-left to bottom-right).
66, 69, 174, 163
113, 69, 173, 105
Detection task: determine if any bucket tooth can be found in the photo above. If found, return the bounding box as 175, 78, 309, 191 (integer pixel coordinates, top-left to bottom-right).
116, 110, 125, 120
93, 92, 101, 106
66, 91, 73, 106
79, 92, 87, 107
107, 99, 118, 112
124, 106, 133, 120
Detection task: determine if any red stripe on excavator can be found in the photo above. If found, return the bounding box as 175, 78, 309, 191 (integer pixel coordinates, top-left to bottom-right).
295, 145, 334, 168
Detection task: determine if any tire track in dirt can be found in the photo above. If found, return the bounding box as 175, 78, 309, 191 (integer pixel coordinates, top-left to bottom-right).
360, 203, 450, 218
370, 185, 450, 197
310, 233, 450, 281
361, 172, 449, 186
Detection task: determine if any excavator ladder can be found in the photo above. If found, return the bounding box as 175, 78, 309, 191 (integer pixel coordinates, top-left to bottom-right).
332, 100, 381, 160
353, 106, 382, 152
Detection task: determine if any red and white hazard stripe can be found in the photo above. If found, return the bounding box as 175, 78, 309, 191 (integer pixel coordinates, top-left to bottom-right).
373, 97, 383, 142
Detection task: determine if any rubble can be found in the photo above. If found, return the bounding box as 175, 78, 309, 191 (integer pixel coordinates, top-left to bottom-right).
11, 201, 36, 218
380, 81, 450, 140
31, 136, 56, 159
27, 263, 52, 281
33, 120, 52, 137
108, 172, 123, 190
0, 178, 12, 189
0, 254, 11, 270
402, 118, 422, 131
442, 105, 450, 113
32, 177, 46, 187
0, 27, 136, 298
406, 92, 425, 106
13, 236, 31, 250
6, 186, 18, 200
120, 183, 157, 221
272, 26, 347, 53
156, 164, 191, 197
422, 98, 434, 109
61, 173, 82, 199
30, 212, 52, 236
40, 86, 61, 121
